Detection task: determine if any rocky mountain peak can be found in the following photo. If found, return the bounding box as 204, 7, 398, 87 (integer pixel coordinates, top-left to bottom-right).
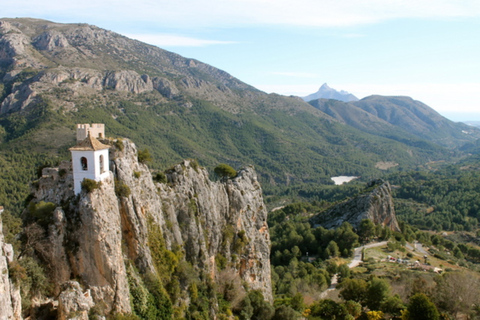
311, 179, 400, 232
302, 83, 359, 102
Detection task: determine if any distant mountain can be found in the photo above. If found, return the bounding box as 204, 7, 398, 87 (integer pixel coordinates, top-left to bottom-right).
308, 98, 437, 148
302, 83, 359, 102
464, 121, 480, 128
309, 96, 480, 148
351, 96, 480, 148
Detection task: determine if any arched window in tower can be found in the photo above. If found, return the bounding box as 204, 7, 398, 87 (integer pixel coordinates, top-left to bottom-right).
99, 155, 105, 173
81, 157, 88, 170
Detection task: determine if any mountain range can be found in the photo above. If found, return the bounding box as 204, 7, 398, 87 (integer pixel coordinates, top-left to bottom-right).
308, 95, 479, 148
1, 18, 480, 212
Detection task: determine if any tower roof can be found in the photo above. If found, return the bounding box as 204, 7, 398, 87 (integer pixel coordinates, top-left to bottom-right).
69, 134, 110, 151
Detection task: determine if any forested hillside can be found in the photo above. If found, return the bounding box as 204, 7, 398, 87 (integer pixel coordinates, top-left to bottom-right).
309, 96, 480, 148
388, 163, 480, 232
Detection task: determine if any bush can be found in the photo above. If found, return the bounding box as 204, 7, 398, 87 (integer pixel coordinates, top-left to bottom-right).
114, 138, 124, 151
153, 172, 167, 183
16, 257, 49, 296
133, 171, 141, 179
216, 253, 228, 270
114, 179, 131, 198
59, 169, 67, 177
27, 201, 56, 227
81, 178, 101, 193
189, 159, 200, 172
214, 164, 237, 180
137, 148, 152, 164
8, 260, 27, 285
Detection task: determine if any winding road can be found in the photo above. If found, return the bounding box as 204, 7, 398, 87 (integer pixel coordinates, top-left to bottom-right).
320, 241, 388, 298
349, 241, 388, 268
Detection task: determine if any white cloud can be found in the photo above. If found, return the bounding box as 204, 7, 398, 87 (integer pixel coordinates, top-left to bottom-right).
3, 0, 480, 28
126, 34, 236, 47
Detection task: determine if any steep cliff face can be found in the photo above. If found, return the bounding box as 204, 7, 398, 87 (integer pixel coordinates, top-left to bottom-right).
156, 159, 272, 299
25, 138, 272, 317
311, 179, 400, 232
0, 212, 22, 320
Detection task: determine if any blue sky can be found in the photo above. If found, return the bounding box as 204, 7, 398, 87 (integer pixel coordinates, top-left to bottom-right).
3, 0, 480, 121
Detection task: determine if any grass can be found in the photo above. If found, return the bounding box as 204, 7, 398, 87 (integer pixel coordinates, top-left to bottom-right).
352, 240, 466, 280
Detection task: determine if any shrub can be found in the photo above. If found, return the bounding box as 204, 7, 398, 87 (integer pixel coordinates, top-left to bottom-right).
8, 260, 27, 285
214, 164, 237, 180
153, 172, 167, 183
137, 148, 152, 164
59, 169, 67, 177
189, 159, 200, 172
27, 201, 56, 227
17, 256, 49, 296
81, 179, 101, 193
133, 171, 141, 179
216, 253, 228, 270
114, 179, 131, 198
127, 264, 172, 319
114, 138, 124, 151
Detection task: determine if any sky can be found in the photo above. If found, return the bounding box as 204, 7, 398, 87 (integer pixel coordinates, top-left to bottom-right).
3, 0, 480, 121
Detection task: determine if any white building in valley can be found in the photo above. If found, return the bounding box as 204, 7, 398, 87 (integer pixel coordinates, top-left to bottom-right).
70, 125, 110, 195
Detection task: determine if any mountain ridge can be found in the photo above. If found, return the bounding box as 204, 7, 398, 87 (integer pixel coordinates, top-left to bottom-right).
308, 95, 480, 148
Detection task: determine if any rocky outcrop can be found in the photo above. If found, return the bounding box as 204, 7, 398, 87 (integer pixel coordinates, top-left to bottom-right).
0, 67, 165, 114
157, 159, 272, 301
33, 30, 70, 51
311, 179, 400, 232
57, 281, 94, 320
0, 20, 46, 70
0, 211, 22, 319
103, 70, 153, 93
26, 138, 272, 316
30, 169, 131, 315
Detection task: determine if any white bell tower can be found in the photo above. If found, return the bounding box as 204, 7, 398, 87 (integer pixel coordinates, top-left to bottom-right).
70, 128, 110, 195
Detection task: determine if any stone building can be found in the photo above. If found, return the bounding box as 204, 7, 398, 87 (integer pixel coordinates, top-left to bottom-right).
76, 123, 105, 141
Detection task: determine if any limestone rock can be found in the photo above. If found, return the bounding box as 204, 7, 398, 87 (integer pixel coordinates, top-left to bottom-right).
103, 70, 153, 93
0, 212, 22, 320
156, 159, 272, 301
27, 137, 273, 315
152, 77, 179, 98
312, 179, 400, 232
58, 281, 94, 320
33, 30, 70, 51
